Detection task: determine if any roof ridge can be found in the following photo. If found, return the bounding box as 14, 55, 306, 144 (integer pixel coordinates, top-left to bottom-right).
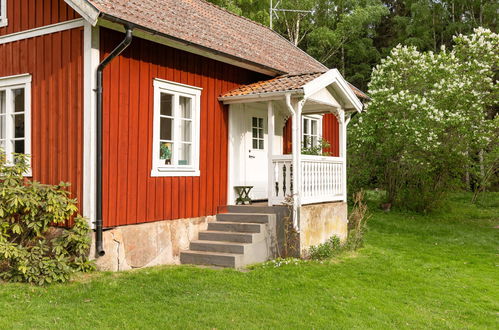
198, 0, 327, 73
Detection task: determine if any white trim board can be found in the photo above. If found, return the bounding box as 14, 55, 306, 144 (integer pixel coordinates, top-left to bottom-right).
0, 18, 85, 45
0, 0, 8, 28
82, 23, 99, 229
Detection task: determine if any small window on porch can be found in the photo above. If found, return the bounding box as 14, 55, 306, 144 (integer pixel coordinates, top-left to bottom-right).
0, 0, 7, 27
302, 116, 322, 148
251, 117, 264, 150
151, 79, 202, 177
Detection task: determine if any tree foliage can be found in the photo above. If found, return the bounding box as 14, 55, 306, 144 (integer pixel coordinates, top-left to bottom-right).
0, 152, 94, 285
348, 28, 498, 211
207, 0, 497, 90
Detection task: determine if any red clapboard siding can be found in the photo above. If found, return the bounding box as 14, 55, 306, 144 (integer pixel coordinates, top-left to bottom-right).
282, 114, 340, 156
0, 0, 79, 36
100, 28, 263, 227
0, 28, 84, 223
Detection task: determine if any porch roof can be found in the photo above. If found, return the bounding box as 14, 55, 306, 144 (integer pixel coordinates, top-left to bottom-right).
220, 71, 369, 100
219, 69, 368, 113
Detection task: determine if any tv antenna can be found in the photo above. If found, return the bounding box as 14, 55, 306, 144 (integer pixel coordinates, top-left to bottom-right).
270, 0, 313, 30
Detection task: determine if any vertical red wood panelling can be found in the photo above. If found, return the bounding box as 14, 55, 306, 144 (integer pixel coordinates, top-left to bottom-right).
0, 0, 78, 36
322, 114, 340, 157
0, 28, 84, 221
100, 28, 263, 227
282, 114, 340, 156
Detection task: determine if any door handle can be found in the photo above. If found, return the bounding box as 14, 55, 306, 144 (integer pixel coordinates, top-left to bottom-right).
249, 155, 256, 159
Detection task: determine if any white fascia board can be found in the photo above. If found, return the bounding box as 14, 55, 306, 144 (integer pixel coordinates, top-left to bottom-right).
219, 90, 304, 104
302, 69, 363, 113
64, 0, 100, 26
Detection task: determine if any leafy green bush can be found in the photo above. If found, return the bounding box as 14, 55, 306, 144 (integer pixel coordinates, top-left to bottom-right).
349, 28, 499, 212
0, 152, 94, 285
308, 235, 341, 260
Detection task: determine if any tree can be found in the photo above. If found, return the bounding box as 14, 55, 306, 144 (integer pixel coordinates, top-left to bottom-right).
349, 28, 498, 211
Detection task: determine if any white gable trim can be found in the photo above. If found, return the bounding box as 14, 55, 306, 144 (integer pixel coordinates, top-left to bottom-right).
302, 69, 363, 112
0, 19, 85, 45
64, 0, 100, 26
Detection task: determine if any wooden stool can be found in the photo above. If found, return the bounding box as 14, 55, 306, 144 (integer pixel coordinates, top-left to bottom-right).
234, 186, 253, 205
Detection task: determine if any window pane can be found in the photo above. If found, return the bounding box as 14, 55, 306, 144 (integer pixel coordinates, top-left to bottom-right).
14, 114, 24, 138
181, 120, 192, 142
180, 96, 192, 119
258, 118, 263, 128
0, 90, 5, 114
14, 140, 24, 154
252, 117, 257, 127
311, 120, 317, 135
253, 139, 258, 149
258, 128, 263, 139
259, 140, 264, 149
160, 93, 173, 116
159, 142, 173, 164
303, 119, 309, 134
160, 117, 172, 140
178, 143, 191, 165
252, 128, 257, 138
13, 89, 25, 113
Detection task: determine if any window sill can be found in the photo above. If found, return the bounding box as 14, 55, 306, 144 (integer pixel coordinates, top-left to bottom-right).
150, 168, 200, 177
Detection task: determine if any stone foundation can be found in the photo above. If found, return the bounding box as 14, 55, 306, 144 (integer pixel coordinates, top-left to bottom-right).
91, 216, 215, 271
299, 202, 348, 256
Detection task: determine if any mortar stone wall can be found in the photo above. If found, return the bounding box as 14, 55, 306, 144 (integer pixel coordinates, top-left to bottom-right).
91, 216, 215, 271
299, 202, 348, 256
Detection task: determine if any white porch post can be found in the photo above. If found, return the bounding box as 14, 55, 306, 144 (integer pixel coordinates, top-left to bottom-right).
267, 101, 275, 206
338, 108, 347, 202
291, 98, 304, 230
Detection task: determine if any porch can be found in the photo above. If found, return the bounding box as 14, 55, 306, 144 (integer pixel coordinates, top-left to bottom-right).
221, 70, 363, 228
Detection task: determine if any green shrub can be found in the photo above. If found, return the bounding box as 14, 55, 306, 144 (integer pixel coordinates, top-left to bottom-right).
0, 152, 94, 285
308, 235, 341, 260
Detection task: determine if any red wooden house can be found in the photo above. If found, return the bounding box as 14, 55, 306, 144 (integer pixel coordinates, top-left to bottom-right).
0, 0, 366, 270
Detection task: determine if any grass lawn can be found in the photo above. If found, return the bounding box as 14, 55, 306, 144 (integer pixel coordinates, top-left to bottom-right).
1, 192, 498, 329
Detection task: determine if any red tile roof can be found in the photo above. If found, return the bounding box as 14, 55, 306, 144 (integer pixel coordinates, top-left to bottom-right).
87, 0, 327, 74
221, 72, 369, 100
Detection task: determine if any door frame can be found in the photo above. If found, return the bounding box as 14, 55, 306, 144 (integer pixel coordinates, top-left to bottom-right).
227, 103, 284, 205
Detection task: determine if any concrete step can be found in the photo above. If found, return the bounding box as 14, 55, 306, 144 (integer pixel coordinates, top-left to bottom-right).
227, 205, 288, 214
216, 213, 272, 224
189, 240, 246, 254
198, 230, 254, 243
180, 250, 242, 268
208, 221, 262, 233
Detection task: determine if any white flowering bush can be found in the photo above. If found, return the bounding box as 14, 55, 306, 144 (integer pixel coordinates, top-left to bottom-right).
349, 28, 498, 211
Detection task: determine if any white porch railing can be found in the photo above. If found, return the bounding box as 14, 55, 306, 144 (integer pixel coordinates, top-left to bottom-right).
269, 155, 345, 205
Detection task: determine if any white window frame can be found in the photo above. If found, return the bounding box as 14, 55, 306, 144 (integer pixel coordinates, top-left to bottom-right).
151, 78, 202, 177
302, 115, 322, 148
0, 0, 7, 28
0, 73, 32, 176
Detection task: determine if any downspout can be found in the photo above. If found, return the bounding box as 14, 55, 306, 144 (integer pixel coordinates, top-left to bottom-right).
95, 26, 133, 257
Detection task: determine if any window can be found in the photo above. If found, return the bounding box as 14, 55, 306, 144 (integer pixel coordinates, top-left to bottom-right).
0, 0, 7, 27
302, 116, 322, 148
0, 74, 31, 174
151, 79, 201, 177
251, 117, 264, 150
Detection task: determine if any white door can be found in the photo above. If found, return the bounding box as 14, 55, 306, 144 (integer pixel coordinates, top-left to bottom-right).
244, 108, 268, 200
